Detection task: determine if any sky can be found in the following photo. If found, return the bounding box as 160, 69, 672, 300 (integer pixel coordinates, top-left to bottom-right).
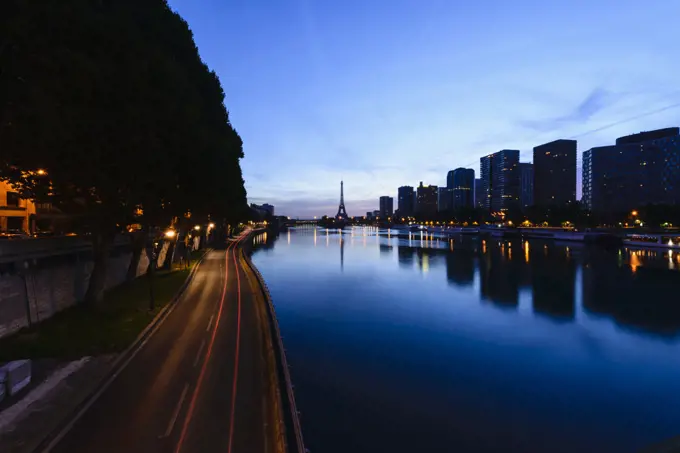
167, 0, 680, 218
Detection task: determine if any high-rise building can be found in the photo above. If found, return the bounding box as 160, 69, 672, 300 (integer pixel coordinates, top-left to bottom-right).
397, 186, 415, 217
379, 196, 394, 218
416, 181, 438, 217
474, 178, 484, 209
479, 150, 520, 211
452, 168, 475, 209
438, 187, 453, 212
582, 128, 680, 213
519, 163, 534, 210
446, 170, 455, 189
533, 139, 577, 206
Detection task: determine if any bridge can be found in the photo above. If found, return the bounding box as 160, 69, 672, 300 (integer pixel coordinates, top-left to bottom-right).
41, 228, 305, 453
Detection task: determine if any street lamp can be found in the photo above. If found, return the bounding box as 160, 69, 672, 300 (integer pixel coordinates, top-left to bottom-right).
208, 223, 215, 229
631, 210, 638, 217
164, 229, 176, 238
194, 225, 201, 231
37, 169, 47, 176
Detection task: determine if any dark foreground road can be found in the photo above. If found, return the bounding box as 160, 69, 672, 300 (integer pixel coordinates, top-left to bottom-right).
46, 232, 279, 453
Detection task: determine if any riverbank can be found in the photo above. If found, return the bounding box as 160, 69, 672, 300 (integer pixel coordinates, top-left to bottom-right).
0, 249, 207, 453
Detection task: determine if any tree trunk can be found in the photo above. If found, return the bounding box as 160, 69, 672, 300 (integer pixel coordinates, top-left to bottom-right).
84, 231, 114, 306
126, 230, 147, 281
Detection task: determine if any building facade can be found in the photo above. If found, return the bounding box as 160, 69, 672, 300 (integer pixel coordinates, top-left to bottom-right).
0, 181, 36, 233
379, 196, 394, 218
416, 182, 438, 217
438, 188, 453, 212
519, 163, 534, 210
397, 186, 415, 217
582, 128, 680, 213
533, 139, 577, 206
479, 150, 520, 211
474, 178, 484, 209
452, 168, 475, 209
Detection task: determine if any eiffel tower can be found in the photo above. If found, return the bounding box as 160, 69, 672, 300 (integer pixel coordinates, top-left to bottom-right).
335, 181, 348, 220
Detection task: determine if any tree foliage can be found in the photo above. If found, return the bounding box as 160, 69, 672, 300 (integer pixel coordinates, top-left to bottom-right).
0, 0, 247, 304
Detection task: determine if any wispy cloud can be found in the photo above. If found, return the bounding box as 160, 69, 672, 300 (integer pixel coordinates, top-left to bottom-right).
519, 87, 622, 134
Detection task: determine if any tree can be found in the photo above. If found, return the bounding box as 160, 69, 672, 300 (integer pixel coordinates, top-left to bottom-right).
1, 0, 247, 306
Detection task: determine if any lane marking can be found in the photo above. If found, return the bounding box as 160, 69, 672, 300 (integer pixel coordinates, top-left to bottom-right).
226, 239, 244, 453
193, 340, 206, 368
162, 384, 189, 438
39, 250, 209, 453
206, 314, 214, 332
174, 240, 233, 453
175, 235, 246, 453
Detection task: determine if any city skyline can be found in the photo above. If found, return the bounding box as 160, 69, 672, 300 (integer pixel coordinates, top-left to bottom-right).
167, 0, 680, 217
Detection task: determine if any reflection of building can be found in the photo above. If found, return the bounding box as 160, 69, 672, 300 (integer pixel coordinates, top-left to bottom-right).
533, 139, 577, 207
416, 182, 438, 217
474, 178, 484, 209
480, 150, 520, 211
478, 244, 519, 307
445, 251, 474, 286
530, 247, 575, 320
582, 128, 680, 213
452, 168, 475, 209
519, 163, 534, 210
379, 196, 393, 218
0, 181, 36, 233
397, 243, 415, 268
397, 186, 415, 217
582, 250, 680, 335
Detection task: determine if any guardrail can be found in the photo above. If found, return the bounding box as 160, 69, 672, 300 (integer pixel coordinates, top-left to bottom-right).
241, 246, 306, 453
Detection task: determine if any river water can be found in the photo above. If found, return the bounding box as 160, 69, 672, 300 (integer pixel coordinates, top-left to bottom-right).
251, 226, 680, 453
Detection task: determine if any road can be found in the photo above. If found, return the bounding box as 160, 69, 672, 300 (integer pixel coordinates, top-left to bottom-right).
47, 232, 280, 453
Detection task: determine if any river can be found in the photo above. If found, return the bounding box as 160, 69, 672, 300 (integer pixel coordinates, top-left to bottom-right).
251, 226, 680, 453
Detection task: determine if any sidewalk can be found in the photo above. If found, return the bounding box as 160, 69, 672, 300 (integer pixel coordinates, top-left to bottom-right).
0, 355, 116, 453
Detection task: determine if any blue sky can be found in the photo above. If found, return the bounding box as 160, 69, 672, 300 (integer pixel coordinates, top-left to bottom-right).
168, 0, 680, 218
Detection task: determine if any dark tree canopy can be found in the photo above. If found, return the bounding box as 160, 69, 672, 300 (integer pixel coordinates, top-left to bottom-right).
0, 0, 248, 303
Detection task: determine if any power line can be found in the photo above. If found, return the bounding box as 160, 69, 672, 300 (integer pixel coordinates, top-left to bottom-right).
455, 100, 680, 170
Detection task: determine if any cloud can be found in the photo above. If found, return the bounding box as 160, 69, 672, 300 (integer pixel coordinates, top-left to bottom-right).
519, 87, 621, 134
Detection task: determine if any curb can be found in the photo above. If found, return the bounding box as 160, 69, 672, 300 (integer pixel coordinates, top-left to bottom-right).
32, 249, 211, 453
240, 239, 306, 453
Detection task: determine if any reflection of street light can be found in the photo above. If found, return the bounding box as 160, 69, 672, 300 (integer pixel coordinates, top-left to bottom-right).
164, 229, 176, 238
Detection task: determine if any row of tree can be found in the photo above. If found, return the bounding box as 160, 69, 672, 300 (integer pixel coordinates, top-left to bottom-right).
1, 1, 248, 305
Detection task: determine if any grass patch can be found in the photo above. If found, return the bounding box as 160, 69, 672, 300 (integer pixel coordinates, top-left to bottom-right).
0, 251, 208, 361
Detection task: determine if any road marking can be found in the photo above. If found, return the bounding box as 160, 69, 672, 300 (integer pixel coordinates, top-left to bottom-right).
175, 236, 245, 453
206, 314, 214, 332
227, 243, 244, 453
162, 384, 189, 438
193, 340, 206, 368
38, 250, 209, 453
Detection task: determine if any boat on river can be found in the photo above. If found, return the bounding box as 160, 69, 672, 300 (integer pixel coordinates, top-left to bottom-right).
623, 233, 680, 249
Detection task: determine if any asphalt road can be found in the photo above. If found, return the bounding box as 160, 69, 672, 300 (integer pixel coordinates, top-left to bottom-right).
48, 232, 279, 453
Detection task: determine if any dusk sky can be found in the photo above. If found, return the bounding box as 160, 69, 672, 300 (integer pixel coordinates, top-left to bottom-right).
168, 0, 680, 218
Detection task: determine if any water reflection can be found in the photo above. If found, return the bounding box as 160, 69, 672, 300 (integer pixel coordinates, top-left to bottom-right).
251, 227, 680, 453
